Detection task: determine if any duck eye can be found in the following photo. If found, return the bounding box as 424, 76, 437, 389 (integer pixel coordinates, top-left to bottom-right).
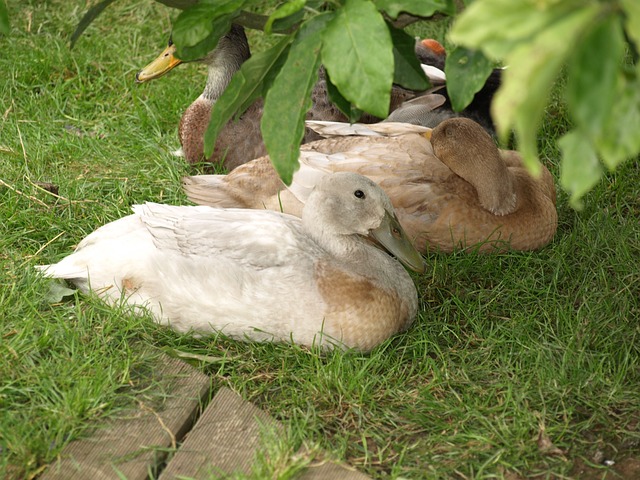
354, 190, 365, 199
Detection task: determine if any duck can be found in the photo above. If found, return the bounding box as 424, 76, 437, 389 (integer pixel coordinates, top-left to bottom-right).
37, 173, 424, 352
136, 26, 452, 169
182, 117, 557, 253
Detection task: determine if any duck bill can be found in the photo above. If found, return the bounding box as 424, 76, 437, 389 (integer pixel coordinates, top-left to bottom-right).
136, 43, 182, 83
370, 211, 425, 273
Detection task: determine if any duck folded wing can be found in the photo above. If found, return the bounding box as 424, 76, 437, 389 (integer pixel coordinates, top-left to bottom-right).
135, 203, 313, 268
306, 120, 431, 138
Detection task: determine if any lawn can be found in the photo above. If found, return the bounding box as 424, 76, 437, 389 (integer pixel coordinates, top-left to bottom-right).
1, 1, 639, 479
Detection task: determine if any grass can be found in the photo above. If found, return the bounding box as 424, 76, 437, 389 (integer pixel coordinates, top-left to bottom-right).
1, 1, 639, 479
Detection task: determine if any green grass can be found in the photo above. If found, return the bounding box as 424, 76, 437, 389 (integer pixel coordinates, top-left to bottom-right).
1, 1, 639, 479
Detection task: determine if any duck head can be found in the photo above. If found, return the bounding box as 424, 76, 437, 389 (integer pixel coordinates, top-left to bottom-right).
430, 117, 517, 216
303, 172, 425, 273
135, 24, 250, 84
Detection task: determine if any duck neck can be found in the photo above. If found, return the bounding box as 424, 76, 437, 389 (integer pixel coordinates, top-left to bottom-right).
448, 148, 517, 216
202, 25, 250, 102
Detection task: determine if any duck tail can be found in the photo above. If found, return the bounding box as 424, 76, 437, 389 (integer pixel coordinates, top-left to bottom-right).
182, 175, 244, 208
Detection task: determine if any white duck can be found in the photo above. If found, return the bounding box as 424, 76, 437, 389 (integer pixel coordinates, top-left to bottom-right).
37, 173, 424, 352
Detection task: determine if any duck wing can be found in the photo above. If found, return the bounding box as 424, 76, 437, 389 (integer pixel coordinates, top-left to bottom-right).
136, 203, 315, 269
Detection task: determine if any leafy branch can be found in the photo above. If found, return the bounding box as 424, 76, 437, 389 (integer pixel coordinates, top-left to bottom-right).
49, 0, 640, 203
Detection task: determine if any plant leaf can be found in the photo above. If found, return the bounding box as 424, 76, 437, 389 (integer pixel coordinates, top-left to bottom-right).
0, 0, 9, 35
322, 0, 393, 119
559, 130, 602, 208
70, 0, 118, 47
264, 0, 305, 34
203, 36, 293, 158
176, 15, 236, 62
620, 0, 640, 53
444, 46, 493, 112
595, 72, 640, 171
374, 0, 455, 18
262, 15, 329, 184
389, 23, 430, 91
491, 4, 601, 171
325, 73, 363, 123
450, 0, 583, 60
45, 280, 77, 303
566, 15, 624, 137
171, 0, 245, 60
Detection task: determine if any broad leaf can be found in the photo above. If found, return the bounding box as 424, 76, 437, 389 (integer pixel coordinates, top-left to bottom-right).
264, 0, 305, 34
596, 73, 640, 171
558, 130, 602, 208
45, 280, 77, 303
175, 15, 234, 61
262, 15, 329, 184
566, 15, 624, 137
491, 4, 600, 171
70, 0, 117, 47
374, 0, 455, 18
389, 24, 430, 91
172, 0, 245, 59
322, 0, 393, 119
450, 0, 584, 60
204, 36, 293, 158
444, 46, 493, 112
325, 74, 363, 123
620, 0, 640, 53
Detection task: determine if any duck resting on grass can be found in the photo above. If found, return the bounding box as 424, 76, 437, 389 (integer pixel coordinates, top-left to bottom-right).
135, 26, 450, 169
37, 173, 424, 352
183, 117, 558, 253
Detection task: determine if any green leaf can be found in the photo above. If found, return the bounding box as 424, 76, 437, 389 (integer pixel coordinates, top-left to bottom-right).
450, 0, 584, 60
566, 15, 625, 137
374, 0, 455, 18
596, 72, 640, 171
322, 0, 394, 119
204, 36, 293, 158
0, 0, 9, 35
171, 0, 245, 59
45, 280, 77, 303
264, 0, 305, 34
262, 15, 329, 184
69, 0, 117, 47
491, 4, 601, 170
176, 15, 234, 62
325, 74, 363, 123
558, 130, 603, 208
389, 24, 430, 91
444, 46, 493, 112
621, 0, 640, 53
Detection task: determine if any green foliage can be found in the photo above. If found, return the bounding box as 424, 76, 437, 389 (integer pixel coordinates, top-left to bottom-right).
389, 24, 431, 91
444, 46, 493, 112
171, 0, 246, 60
261, 15, 326, 183
322, 0, 394, 120
55, 0, 640, 200
202, 36, 293, 159
451, 0, 640, 206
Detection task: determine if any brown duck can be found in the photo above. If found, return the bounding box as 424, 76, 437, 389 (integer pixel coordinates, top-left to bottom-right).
183, 117, 557, 253
136, 25, 424, 170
